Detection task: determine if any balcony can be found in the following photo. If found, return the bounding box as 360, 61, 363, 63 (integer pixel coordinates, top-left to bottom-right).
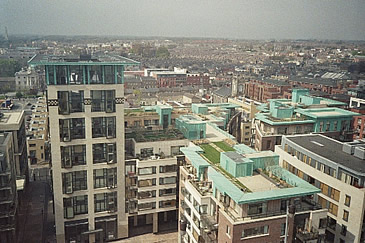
296, 227, 325, 243
190, 180, 213, 197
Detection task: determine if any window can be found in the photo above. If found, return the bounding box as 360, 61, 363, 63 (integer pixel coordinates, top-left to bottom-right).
159, 165, 178, 173
138, 167, 156, 175
241, 225, 269, 238
93, 168, 117, 189
343, 210, 349, 222
104, 66, 115, 84
340, 225, 347, 236
59, 118, 85, 141
63, 195, 88, 218
62, 171, 87, 194
138, 202, 156, 211
61, 145, 86, 168
248, 202, 267, 215
159, 200, 176, 208
280, 223, 286, 236
94, 192, 117, 213
29, 143, 36, 147
93, 143, 116, 164
138, 190, 156, 199
69, 65, 84, 84
95, 216, 117, 242
138, 178, 156, 187
345, 195, 351, 207
140, 147, 154, 158
159, 177, 176, 185
226, 225, 231, 236
92, 117, 116, 138
91, 90, 115, 112
171, 146, 183, 156
159, 188, 176, 197
89, 65, 103, 84
58, 91, 84, 114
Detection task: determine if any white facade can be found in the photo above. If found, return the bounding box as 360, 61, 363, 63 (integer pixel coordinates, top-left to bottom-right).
276, 139, 365, 243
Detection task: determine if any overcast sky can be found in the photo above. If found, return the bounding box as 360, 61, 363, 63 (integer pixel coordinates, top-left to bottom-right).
1, 0, 364, 40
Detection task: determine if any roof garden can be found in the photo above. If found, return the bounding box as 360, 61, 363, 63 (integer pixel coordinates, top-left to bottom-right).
181, 141, 320, 205
126, 129, 184, 142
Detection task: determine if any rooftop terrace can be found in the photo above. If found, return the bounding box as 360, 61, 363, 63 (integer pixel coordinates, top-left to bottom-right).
126, 129, 184, 142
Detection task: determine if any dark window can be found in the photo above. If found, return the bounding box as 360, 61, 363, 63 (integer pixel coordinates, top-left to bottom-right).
92, 117, 116, 138
91, 90, 115, 112
93, 143, 116, 164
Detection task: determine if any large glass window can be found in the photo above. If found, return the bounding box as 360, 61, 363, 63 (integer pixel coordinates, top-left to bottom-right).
69, 65, 84, 84
159, 200, 176, 208
94, 192, 117, 213
63, 195, 88, 218
91, 90, 115, 112
59, 118, 85, 141
61, 145, 86, 168
56, 65, 67, 85
65, 219, 88, 243
140, 147, 154, 158
159, 188, 176, 197
62, 171, 87, 194
93, 143, 116, 164
93, 168, 117, 189
89, 65, 103, 84
104, 66, 115, 84
92, 117, 116, 138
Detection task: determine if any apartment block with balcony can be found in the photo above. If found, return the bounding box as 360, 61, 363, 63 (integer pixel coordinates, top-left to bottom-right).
179, 140, 327, 243
276, 134, 365, 243
29, 54, 139, 243
27, 96, 49, 166
0, 111, 28, 178
125, 129, 189, 236
254, 89, 358, 151
0, 132, 17, 243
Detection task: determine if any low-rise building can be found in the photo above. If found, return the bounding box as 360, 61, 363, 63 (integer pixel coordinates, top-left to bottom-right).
15, 67, 44, 91
0, 111, 28, 177
0, 132, 17, 243
276, 134, 365, 243
125, 129, 189, 236
179, 141, 327, 243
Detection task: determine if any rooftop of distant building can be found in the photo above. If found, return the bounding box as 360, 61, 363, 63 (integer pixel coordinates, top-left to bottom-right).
28, 54, 139, 66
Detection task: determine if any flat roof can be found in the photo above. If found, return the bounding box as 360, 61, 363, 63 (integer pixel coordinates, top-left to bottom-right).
238, 174, 279, 192
286, 134, 365, 173
0, 111, 23, 126
28, 54, 139, 66
295, 108, 360, 118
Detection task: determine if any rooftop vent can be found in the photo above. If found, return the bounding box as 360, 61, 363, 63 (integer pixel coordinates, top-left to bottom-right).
343, 140, 365, 155
354, 145, 365, 160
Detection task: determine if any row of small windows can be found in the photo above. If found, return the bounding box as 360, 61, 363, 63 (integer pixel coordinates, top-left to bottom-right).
61, 143, 116, 168
284, 144, 362, 188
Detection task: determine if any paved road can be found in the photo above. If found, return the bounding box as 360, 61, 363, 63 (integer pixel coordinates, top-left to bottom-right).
17, 181, 53, 243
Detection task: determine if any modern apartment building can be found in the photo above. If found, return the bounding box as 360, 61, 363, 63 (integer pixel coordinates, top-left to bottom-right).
0, 132, 17, 243
29, 54, 139, 243
0, 111, 28, 178
275, 134, 365, 243
179, 137, 327, 243
27, 96, 48, 166
255, 89, 358, 151
125, 129, 188, 236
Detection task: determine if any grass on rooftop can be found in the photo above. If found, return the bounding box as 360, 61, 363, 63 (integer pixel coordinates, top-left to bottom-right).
200, 144, 220, 164
213, 141, 235, 152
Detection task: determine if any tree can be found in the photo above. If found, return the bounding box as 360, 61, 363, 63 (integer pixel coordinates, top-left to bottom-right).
156, 46, 170, 58
16, 92, 23, 99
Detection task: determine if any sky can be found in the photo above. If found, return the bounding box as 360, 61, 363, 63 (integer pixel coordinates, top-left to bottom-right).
1, 0, 365, 40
